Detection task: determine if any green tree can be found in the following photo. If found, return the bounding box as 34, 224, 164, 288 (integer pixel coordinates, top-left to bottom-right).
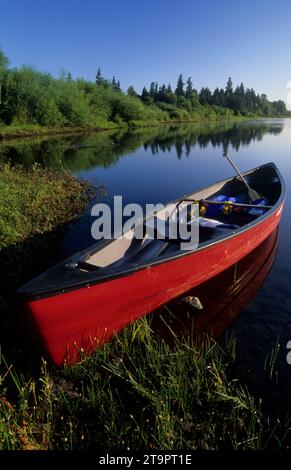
199, 87, 212, 105
212, 87, 222, 106
272, 100, 286, 115
157, 84, 167, 102
185, 77, 193, 99
225, 77, 233, 97
245, 88, 257, 113
156, 84, 177, 105
260, 94, 272, 116
175, 74, 184, 97
149, 81, 156, 98
140, 86, 152, 105
0, 46, 286, 129
95, 68, 103, 86
0, 47, 9, 70
0, 47, 9, 90
225, 77, 234, 108
127, 85, 138, 98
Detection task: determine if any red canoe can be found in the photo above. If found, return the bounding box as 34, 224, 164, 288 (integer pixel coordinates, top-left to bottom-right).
18, 162, 285, 366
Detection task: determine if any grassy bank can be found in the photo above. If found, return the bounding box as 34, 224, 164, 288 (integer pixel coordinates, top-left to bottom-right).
0, 163, 91, 251
0, 123, 118, 141
0, 113, 246, 142
0, 318, 289, 450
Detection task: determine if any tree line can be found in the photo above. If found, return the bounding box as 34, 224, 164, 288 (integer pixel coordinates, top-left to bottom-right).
138, 75, 286, 116
0, 47, 288, 130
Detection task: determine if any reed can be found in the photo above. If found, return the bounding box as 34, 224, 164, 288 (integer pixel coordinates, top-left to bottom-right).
1, 317, 289, 450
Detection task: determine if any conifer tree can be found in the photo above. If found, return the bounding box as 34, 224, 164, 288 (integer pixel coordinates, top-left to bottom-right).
175, 74, 184, 96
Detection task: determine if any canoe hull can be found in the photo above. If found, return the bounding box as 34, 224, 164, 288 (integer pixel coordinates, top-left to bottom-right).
20, 201, 284, 366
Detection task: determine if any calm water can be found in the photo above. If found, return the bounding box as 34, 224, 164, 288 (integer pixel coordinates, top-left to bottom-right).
2, 119, 291, 402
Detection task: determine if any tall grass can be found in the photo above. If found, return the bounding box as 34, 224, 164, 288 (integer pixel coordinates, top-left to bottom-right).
1, 317, 289, 450
0, 162, 91, 250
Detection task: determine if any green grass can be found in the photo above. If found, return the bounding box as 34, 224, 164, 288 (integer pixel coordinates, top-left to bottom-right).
0, 122, 119, 141
0, 162, 91, 250
0, 318, 290, 450
0, 114, 248, 142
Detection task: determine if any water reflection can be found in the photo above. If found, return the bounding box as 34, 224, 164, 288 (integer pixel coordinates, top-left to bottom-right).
143, 120, 284, 157
0, 120, 284, 170
151, 229, 279, 342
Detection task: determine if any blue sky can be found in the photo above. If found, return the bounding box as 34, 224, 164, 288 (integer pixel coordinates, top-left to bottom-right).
1, 0, 291, 103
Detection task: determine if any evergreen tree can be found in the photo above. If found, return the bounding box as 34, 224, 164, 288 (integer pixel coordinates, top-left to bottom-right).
225, 77, 233, 97
186, 77, 193, 99
157, 83, 177, 105
140, 86, 152, 105
245, 88, 257, 112
199, 87, 212, 105
225, 77, 234, 108
175, 74, 184, 96
149, 81, 156, 98
212, 87, 221, 106
238, 82, 245, 96
157, 84, 167, 102
218, 88, 226, 107
111, 76, 121, 92
154, 82, 158, 95
95, 68, 103, 86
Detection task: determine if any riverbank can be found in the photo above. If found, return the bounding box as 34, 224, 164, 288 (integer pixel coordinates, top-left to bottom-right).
0, 114, 252, 142
0, 163, 92, 250
0, 314, 289, 450
0, 123, 118, 141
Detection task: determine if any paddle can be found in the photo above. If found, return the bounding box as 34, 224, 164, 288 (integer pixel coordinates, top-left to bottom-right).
223, 152, 263, 203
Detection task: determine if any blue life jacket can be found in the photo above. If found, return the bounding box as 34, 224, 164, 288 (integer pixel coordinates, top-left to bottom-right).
205, 195, 242, 217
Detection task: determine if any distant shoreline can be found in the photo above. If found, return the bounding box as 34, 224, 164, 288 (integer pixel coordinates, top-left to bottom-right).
0, 115, 284, 143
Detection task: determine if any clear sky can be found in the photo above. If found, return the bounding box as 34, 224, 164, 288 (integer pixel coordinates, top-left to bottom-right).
1, 0, 291, 103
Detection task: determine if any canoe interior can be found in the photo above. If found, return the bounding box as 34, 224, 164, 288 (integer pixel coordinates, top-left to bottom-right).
18, 162, 283, 298
86, 162, 282, 268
